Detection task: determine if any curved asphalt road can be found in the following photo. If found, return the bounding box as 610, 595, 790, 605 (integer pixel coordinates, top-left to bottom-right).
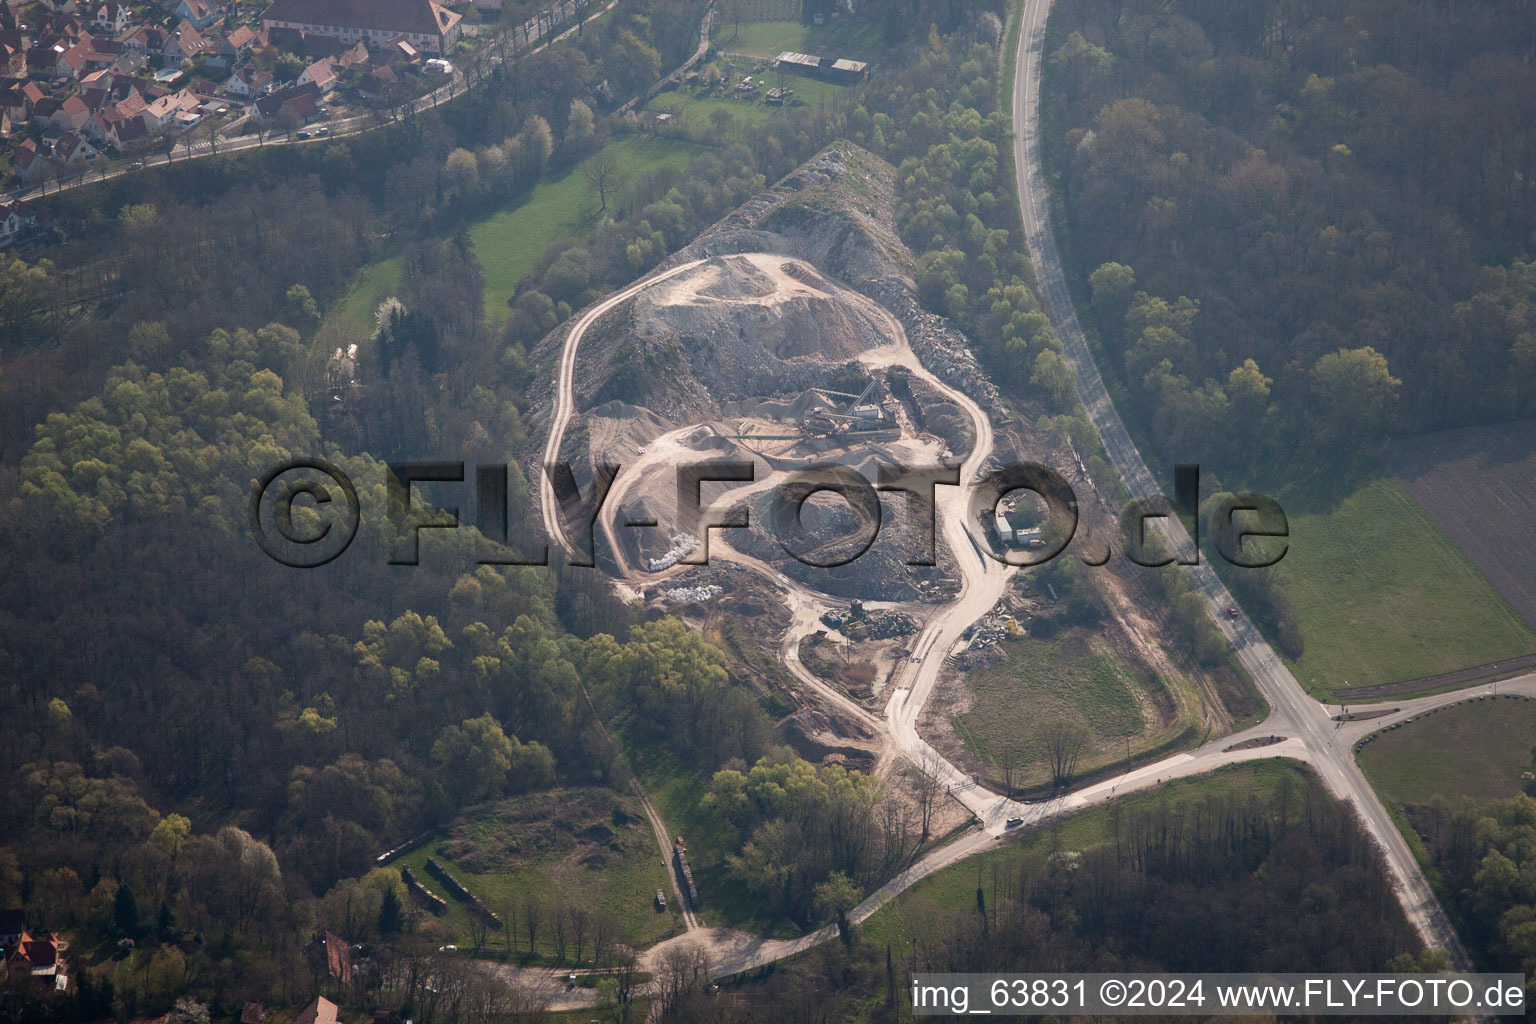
1010, 0, 1470, 966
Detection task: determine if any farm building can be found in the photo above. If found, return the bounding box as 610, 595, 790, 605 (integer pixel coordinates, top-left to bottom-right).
772, 50, 869, 83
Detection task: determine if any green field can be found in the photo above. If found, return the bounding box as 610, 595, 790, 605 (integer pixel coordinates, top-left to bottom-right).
468, 136, 701, 321
1358, 696, 1536, 808
396, 787, 680, 958
644, 76, 848, 129
951, 629, 1177, 788
322, 136, 702, 333
325, 256, 404, 337
860, 760, 1312, 949
1265, 471, 1535, 694
714, 18, 883, 60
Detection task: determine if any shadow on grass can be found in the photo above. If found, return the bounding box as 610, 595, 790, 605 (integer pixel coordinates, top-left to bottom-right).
1244, 450, 1381, 518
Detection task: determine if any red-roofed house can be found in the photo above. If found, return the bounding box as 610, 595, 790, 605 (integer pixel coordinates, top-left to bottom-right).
106, 109, 146, 147
259, 0, 460, 55
56, 34, 120, 78
252, 79, 318, 121
0, 81, 31, 121
87, 1, 128, 35
359, 62, 395, 101
4, 932, 61, 975
175, 0, 223, 30
333, 39, 367, 68
55, 129, 97, 163
48, 94, 91, 130
222, 24, 257, 56
140, 88, 200, 129
297, 56, 335, 92
162, 20, 211, 64
119, 25, 168, 57
0, 37, 24, 75
296, 997, 338, 1024
223, 65, 271, 97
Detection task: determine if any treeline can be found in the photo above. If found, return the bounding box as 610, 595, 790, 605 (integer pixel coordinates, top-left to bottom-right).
1408, 793, 1536, 986
859, 12, 1091, 422
913, 777, 1425, 975
649, 771, 1436, 1023
1044, 0, 1536, 468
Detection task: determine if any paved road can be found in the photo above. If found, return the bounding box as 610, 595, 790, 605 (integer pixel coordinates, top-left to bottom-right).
1009, 0, 1470, 966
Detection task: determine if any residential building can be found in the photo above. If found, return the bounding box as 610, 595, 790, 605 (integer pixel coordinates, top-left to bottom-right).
55, 128, 97, 162
4, 932, 61, 976
297, 996, 339, 1024
161, 20, 211, 64
258, 0, 461, 56
252, 79, 318, 121
87, 1, 128, 35
297, 56, 335, 92
119, 25, 169, 57
223, 65, 272, 97
47, 93, 89, 129
221, 24, 258, 56
0, 199, 39, 247
175, 0, 222, 30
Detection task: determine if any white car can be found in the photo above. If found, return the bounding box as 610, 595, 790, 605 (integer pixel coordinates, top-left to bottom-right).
438, 944, 457, 952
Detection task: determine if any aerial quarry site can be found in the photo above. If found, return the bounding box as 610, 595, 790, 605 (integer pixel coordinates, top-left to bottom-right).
8, 0, 1536, 1020
541, 144, 1227, 842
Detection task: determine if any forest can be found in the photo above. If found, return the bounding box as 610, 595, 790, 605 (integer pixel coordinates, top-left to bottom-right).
0, 1, 1012, 1021
1404, 794, 1536, 988
650, 771, 1443, 1021
1042, 0, 1536, 471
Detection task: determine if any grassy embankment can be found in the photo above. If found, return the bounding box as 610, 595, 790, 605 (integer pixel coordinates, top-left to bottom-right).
322, 135, 703, 332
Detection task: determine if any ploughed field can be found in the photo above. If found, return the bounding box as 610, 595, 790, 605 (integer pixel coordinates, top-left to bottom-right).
1378, 419, 1536, 631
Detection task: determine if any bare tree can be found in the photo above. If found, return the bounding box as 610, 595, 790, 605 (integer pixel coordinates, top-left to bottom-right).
905, 749, 946, 842
996, 735, 1022, 794
571, 906, 589, 966
1040, 720, 1091, 789
500, 897, 519, 955
879, 798, 913, 871
607, 943, 640, 1023
274, 109, 302, 142
153, 128, 178, 163
550, 900, 568, 963
467, 906, 489, 951
655, 945, 712, 1018
591, 911, 615, 968
201, 118, 221, 156
581, 150, 623, 212
572, 0, 592, 34
521, 893, 544, 956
